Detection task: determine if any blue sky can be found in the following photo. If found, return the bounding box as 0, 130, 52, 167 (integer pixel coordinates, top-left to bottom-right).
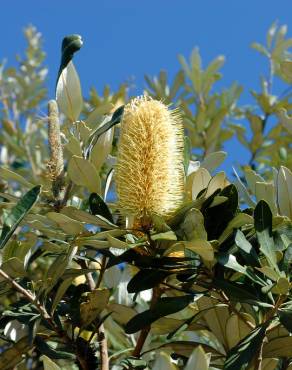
2, 1, 292, 170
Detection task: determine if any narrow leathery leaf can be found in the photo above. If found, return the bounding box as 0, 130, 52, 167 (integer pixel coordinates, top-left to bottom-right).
235, 230, 259, 266
85, 106, 124, 159
125, 295, 193, 334
89, 193, 114, 223
254, 200, 279, 272
224, 324, 267, 370
51, 277, 74, 314
80, 289, 110, 326
34, 336, 75, 360
201, 151, 227, 173
56, 61, 83, 121
279, 308, 292, 332
61, 206, 117, 229
0, 185, 41, 249
152, 352, 177, 370
263, 336, 292, 358
277, 166, 292, 218
127, 269, 169, 293
225, 314, 253, 349
0, 167, 34, 188
107, 303, 137, 325
68, 156, 101, 194
0, 336, 31, 370
47, 212, 84, 235
184, 346, 211, 370
218, 213, 254, 244
156, 340, 225, 358
180, 240, 214, 262
56, 34, 83, 85
255, 181, 277, 215
41, 355, 61, 370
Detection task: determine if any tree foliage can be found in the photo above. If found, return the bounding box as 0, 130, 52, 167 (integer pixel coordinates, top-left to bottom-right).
1, 23, 292, 369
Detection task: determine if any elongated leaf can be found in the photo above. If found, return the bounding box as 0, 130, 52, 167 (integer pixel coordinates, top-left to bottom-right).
254, 200, 279, 272
127, 269, 169, 293
125, 295, 193, 334
224, 324, 267, 370
34, 336, 75, 360
89, 193, 113, 223
278, 308, 292, 332
68, 156, 101, 193
41, 355, 61, 370
56, 61, 83, 121
0, 185, 41, 249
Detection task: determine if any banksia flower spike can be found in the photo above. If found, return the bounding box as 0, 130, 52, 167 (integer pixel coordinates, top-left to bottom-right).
115, 96, 184, 229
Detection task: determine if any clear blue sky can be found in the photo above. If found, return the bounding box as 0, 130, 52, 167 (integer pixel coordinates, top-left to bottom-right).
1, 0, 292, 170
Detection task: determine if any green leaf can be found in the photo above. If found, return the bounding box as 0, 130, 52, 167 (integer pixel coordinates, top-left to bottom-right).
34, 336, 75, 360
80, 288, 110, 327
56, 61, 83, 121
235, 230, 259, 266
0, 185, 41, 249
224, 324, 267, 370
254, 200, 279, 272
127, 269, 169, 293
68, 156, 101, 194
89, 193, 113, 223
86, 105, 124, 159
125, 295, 193, 334
41, 355, 61, 370
278, 308, 292, 332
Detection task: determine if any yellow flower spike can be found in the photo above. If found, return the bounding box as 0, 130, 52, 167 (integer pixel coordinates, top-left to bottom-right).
115, 96, 184, 229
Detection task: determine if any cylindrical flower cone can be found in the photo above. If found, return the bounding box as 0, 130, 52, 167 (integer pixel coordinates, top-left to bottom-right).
115, 96, 184, 229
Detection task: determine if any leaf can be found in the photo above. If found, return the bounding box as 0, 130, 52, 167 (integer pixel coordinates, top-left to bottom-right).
179, 208, 207, 241
0, 167, 34, 188
68, 156, 101, 193
280, 60, 292, 82
224, 324, 267, 370
184, 346, 211, 370
34, 336, 75, 360
255, 181, 277, 215
51, 277, 74, 314
263, 336, 292, 358
235, 230, 259, 266
277, 108, 292, 134
277, 166, 292, 219
41, 355, 61, 370
89, 193, 113, 223
107, 303, 137, 325
47, 212, 84, 235
85, 105, 124, 159
0, 337, 31, 370
152, 352, 177, 370
188, 168, 211, 200
61, 206, 117, 229
254, 200, 279, 272
125, 295, 193, 334
225, 314, 253, 349
90, 121, 114, 170
80, 288, 110, 326
127, 269, 169, 293
278, 308, 292, 333
56, 61, 83, 121
179, 240, 214, 262
218, 213, 254, 244
201, 151, 227, 173
0, 185, 41, 249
